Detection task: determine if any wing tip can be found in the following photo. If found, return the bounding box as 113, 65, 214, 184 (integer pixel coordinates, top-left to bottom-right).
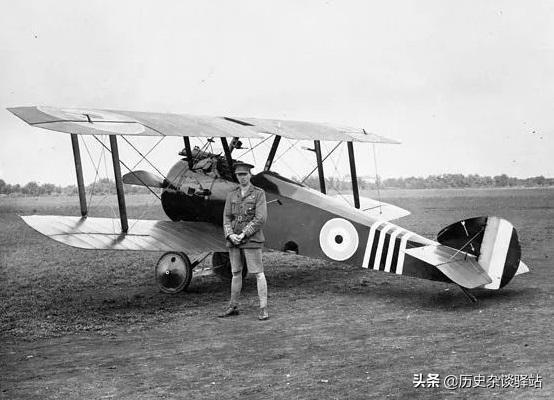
515, 260, 530, 276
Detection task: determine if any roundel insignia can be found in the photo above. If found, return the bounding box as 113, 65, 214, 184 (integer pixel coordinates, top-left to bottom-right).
319, 218, 359, 261
37, 106, 145, 135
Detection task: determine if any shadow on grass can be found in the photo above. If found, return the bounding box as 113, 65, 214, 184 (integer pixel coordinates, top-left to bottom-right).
2, 236, 541, 342
255, 258, 538, 313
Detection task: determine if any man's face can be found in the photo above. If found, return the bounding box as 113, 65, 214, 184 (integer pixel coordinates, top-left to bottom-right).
235, 171, 251, 186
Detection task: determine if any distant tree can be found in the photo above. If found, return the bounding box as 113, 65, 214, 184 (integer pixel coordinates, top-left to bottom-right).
534, 176, 546, 186
62, 185, 78, 195
481, 175, 493, 187
0, 179, 5, 194
22, 181, 40, 196
40, 183, 58, 195
6, 184, 20, 194
493, 174, 509, 187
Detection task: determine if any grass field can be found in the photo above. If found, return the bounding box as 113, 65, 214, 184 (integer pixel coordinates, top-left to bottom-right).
1, 188, 553, 399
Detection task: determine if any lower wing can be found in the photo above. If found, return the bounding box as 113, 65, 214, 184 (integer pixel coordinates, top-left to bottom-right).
22, 215, 227, 252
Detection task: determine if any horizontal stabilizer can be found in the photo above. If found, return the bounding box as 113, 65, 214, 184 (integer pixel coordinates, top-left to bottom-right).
515, 261, 529, 276
122, 170, 165, 188
21, 215, 227, 253
331, 195, 410, 222
405, 245, 492, 288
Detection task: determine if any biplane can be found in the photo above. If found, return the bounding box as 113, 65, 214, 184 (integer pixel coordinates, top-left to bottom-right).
8, 106, 529, 301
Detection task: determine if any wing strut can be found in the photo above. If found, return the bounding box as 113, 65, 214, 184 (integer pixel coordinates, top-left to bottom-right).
314, 140, 326, 194
183, 136, 193, 169
109, 135, 128, 233
347, 141, 360, 209
70, 134, 88, 217
229, 137, 241, 151
220, 137, 236, 181
264, 135, 281, 171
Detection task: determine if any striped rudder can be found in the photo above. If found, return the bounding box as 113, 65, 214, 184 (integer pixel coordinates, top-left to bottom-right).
437, 216, 522, 289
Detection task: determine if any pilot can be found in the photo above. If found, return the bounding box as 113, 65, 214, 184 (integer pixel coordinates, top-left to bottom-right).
219, 161, 269, 320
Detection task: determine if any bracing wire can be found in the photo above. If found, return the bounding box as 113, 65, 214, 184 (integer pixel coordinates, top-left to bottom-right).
271, 138, 311, 182
191, 138, 212, 165
122, 136, 168, 180
236, 135, 272, 160
92, 135, 162, 201
104, 135, 164, 232
80, 135, 103, 208
272, 139, 299, 163
291, 140, 317, 181
300, 141, 342, 184
78, 134, 165, 233
130, 136, 165, 170
446, 227, 485, 261
372, 143, 383, 215
98, 136, 117, 233
90, 148, 104, 208
128, 189, 160, 231
324, 142, 351, 203
247, 138, 256, 165
277, 156, 304, 181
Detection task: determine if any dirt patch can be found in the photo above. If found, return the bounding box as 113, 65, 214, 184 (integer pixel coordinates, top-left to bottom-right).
1, 191, 553, 399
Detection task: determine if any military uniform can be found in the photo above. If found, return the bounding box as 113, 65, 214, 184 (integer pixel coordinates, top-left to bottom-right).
223, 185, 267, 273
220, 162, 269, 320
223, 185, 267, 248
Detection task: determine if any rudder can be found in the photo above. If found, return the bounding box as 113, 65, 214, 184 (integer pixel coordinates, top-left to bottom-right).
437, 216, 522, 289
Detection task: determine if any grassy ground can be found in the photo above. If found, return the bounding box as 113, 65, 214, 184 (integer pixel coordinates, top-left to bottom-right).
0, 189, 552, 399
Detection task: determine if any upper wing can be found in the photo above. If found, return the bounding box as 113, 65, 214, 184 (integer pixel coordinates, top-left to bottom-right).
7, 106, 263, 139
22, 215, 227, 252
229, 117, 401, 143
8, 106, 400, 143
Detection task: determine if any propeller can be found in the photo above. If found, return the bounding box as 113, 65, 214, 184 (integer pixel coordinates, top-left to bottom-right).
122, 170, 166, 188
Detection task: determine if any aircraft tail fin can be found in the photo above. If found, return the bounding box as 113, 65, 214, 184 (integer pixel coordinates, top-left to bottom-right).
436, 216, 525, 289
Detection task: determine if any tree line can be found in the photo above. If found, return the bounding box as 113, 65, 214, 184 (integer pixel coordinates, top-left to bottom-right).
303, 173, 553, 190
0, 173, 552, 196
0, 178, 154, 196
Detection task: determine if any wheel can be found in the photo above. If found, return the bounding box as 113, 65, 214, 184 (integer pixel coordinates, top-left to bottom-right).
155, 252, 193, 294
212, 251, 248, 280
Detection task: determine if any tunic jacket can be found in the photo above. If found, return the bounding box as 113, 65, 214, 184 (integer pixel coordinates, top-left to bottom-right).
223, 185, 267, 248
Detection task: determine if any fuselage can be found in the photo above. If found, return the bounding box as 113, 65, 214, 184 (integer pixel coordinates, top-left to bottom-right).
160, 159, 451, 284
159, 157, 524, 290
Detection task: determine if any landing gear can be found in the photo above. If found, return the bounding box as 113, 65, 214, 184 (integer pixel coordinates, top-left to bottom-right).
212, 251, 248, 280
155, 252, 193, 294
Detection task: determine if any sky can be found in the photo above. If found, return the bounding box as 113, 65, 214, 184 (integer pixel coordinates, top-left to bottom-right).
1, 0, 553, 185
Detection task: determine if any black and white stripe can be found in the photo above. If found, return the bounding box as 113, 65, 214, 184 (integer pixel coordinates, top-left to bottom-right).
361, 221, 414, 274
478, 217, 519, 289
361, 216, 522, 289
